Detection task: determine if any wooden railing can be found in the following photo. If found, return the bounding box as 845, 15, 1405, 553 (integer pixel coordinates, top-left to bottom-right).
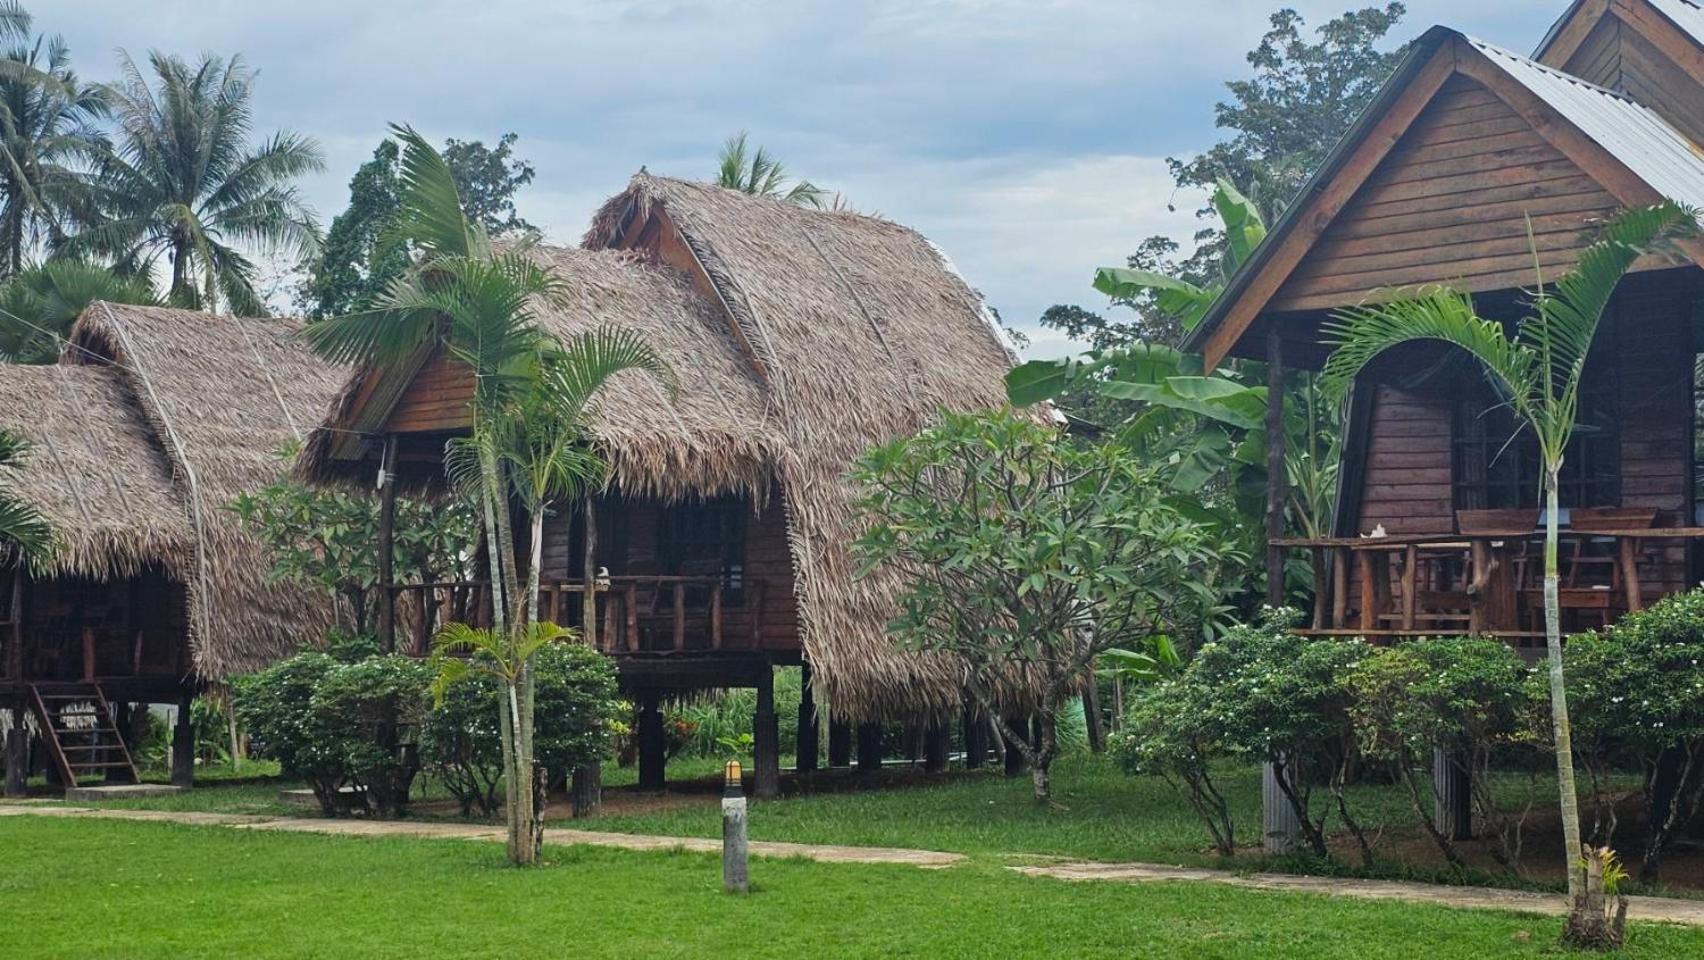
382, 576, 766, 656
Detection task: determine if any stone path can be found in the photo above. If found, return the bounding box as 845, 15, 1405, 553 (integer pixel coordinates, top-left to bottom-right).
6, 802, 1704, 927
1014, 861, 1704, 928
0, 804, 964, 867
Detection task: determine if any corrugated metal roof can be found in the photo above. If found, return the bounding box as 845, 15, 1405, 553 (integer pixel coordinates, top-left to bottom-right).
1649, 0, 1704, 45
1468, 35, 1704, 208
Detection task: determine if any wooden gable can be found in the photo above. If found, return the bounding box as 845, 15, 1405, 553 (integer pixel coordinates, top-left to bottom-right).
1268, 75, 1623, 313
384, 351, 474, 433
1548, 3, 1704, 143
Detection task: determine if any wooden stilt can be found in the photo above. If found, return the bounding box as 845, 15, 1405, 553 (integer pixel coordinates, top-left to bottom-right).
856, 721, 882, 787
1003, 713, 1028, 777
1262, 759, 1300, 854
4, 704, 25, 797
637, 694, 666, 792
827, 718, 852, 767
795, 662, 819, 773
1433, 749, 1473, 841
753, 664, 780, 799
570, 762, 602, 818
962, 707, 986, 770
171, 692, 195, 789
923, 722, 949, 773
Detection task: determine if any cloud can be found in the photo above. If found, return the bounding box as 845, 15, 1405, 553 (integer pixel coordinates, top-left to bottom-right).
50, 0, 1562, 348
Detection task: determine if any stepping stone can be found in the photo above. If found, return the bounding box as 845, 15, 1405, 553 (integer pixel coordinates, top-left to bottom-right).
64, 784, 183, 802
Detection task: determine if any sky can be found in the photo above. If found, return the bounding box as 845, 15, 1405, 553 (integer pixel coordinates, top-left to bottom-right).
54, 1, 1565, 358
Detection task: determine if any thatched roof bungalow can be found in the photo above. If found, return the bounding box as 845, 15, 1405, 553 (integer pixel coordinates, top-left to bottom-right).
300, 174, 1018, 790
0, 304, 344, 789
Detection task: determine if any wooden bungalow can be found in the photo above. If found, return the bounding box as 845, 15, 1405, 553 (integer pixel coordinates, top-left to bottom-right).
0, 304, 345, 793
299, 173, 1019, 795
1179, 1, 1704, 846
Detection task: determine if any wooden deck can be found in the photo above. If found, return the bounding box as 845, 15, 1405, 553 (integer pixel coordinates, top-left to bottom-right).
1274, 527, 1704, 641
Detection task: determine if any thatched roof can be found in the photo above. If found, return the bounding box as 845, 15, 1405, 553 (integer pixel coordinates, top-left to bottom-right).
300, 244, 784, 502
0, 363, 190, 579
63, 303, 349, 679
587, 174, 1019, 721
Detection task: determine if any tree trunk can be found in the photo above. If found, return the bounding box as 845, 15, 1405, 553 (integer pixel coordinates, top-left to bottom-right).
581, 496, 597, 648
1542, 471, 1586, 909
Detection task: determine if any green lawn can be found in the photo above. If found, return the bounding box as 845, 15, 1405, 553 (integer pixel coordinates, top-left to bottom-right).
2, 814, 1699, 959
63, 753, 1638, 889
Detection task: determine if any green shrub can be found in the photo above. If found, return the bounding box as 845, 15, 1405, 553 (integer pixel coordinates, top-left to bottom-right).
1562, 588, 1704, 881
1156, 609, 1372, 863
667, 666, 804, 759
421, 643, 621, 817
1114, 674, 1237, 855
1349, 638, 1539, 872
234, 649, 432, 817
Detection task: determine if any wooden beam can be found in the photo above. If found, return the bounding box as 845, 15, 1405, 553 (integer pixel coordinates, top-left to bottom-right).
753, 663, 780, 799
1265, 326, 1288, 609
1535, 0, 1612, 69
376, 435, 397, 652
1202, 40, 1459, 369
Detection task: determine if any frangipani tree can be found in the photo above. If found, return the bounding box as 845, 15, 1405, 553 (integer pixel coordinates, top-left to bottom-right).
1319, 201, 1696, 943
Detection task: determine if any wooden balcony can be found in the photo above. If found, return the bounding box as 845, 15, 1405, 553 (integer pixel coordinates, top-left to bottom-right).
1275, 516, 1704, 646
380, 576, 769, 657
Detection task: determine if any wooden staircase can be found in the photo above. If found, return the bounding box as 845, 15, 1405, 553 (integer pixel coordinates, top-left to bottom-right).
28, 683, 139, 787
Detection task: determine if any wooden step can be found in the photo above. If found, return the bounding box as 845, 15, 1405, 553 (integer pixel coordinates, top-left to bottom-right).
27, 683, 139, 789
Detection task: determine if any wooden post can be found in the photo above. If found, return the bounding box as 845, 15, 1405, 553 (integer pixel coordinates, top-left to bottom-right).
828, 717, 852, 767
856, 721, 882, 787
569, 762, 602, 818
753, 662, 780, 799
1357, 550, 1377, 634
637, 694, 666, 792
625, 585, 639, 652
80, 626, 95, 683
581, 496, 598, 648
1083, 673, 1106, 754
1433, 749, 1473, 841
923, 722, 949, 773
376, 435, 397, 652
1262, 759, 1299, 853
962, 706, 986, 770
710, 583, 724, 650
796, 661, 819, 773
1311, 546, 1328, 629
5, 567, 23, 798
1265, 326, 1288, 609
1400, 544, 1418, 630
671, 583, 686, 651
1332, 547, 1349, 628
1003, 713, 1028, 777
1619, 536, 1643, 613
171, 692, 195, 789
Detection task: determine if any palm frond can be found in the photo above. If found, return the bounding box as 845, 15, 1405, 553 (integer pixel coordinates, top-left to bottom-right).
385, 123, 482, 260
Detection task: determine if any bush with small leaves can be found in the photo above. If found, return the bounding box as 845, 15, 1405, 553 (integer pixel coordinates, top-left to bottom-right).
1561, 588, 1704, 882
1350, 638, 1540, 872
1114, 673, 1238, 855
421, 643, 621, 817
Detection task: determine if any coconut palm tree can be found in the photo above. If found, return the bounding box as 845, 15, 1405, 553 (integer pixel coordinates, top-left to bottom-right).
1319, 201, 1695, 938
73, 51, 321, 315
0, 25, 108, 276
0, 429, 50, 561
0, 258, 158, 362
715, 131, 825, 208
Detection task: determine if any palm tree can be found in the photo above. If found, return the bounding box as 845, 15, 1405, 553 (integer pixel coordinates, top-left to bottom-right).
0, 258, 158, 362
0, 23, 108, 276
74, 51, 321, 315
0, 429, 50, 562
308, 125, 670, 864
715, 131, 825, 207
1319, 202, 1695, 937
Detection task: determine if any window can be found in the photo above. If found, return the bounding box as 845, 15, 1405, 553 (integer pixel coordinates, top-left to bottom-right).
658, 497, 747, 604
1452, 371, 1619, 511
